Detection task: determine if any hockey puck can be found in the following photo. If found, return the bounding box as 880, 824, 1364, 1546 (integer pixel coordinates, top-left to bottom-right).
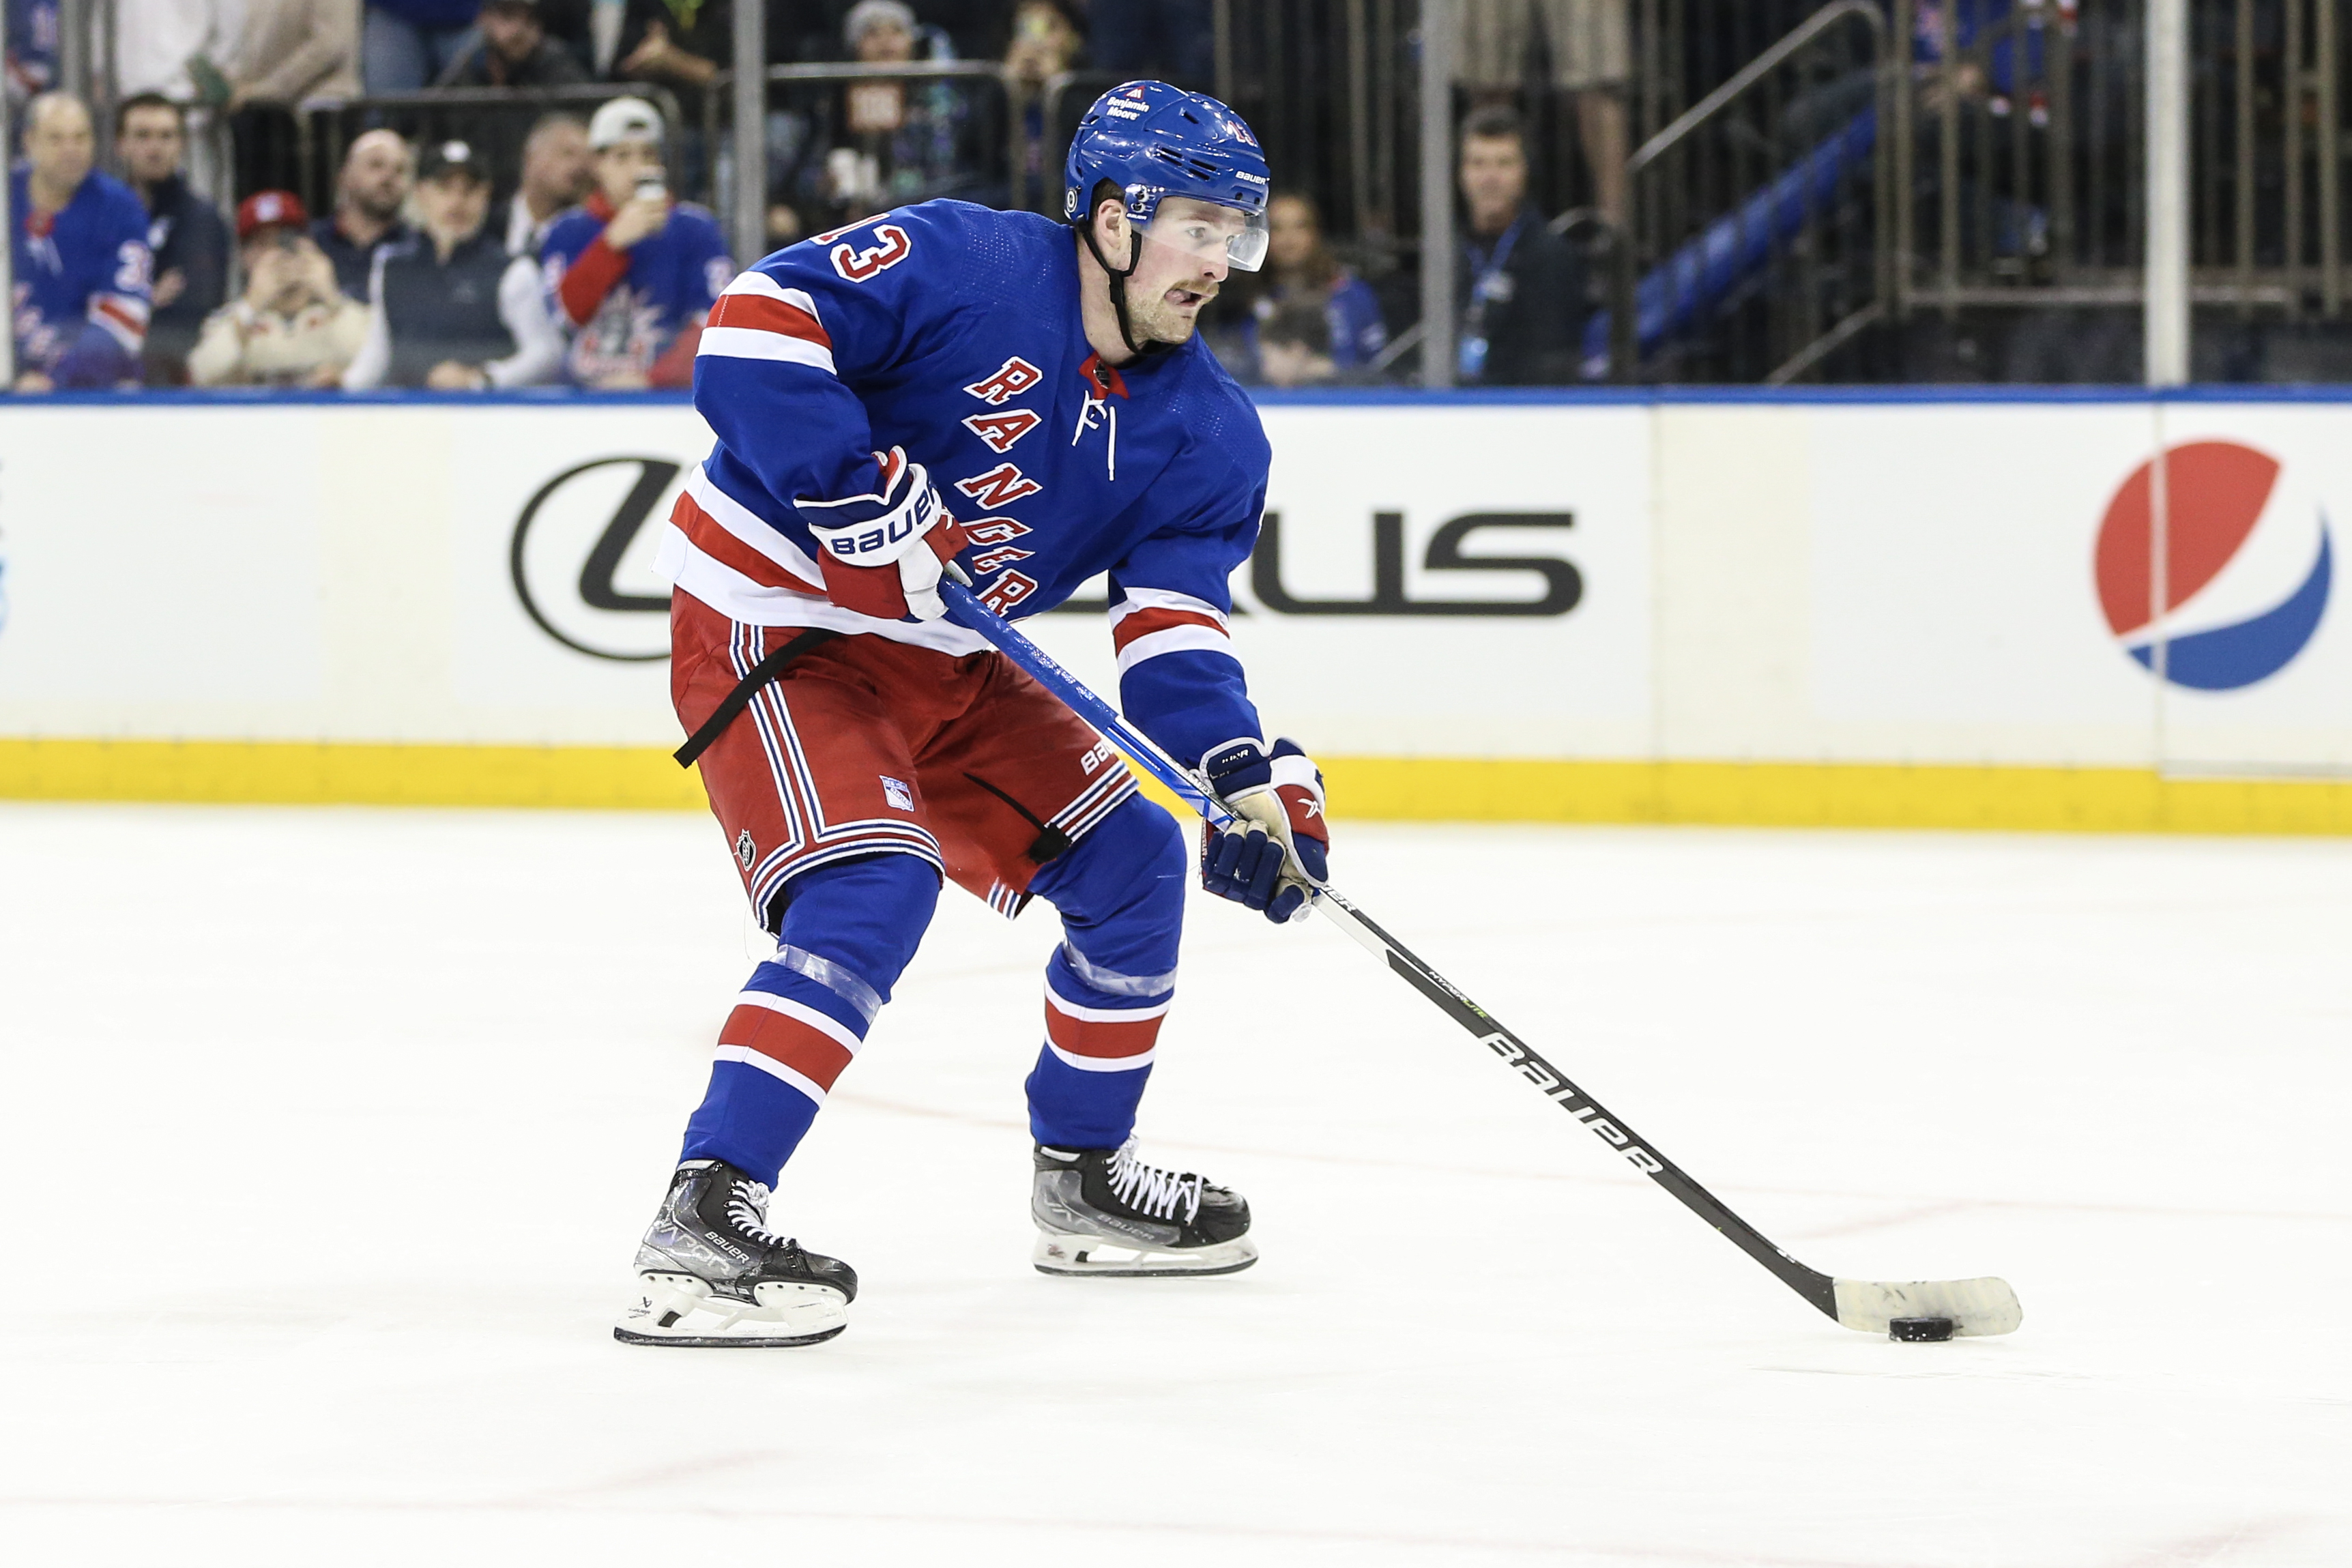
1887, 1316, 1956, 1342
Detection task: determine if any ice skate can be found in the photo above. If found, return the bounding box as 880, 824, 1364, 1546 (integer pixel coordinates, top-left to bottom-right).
615, 1160, 856, 1346
1032, 1139, 1258, 1276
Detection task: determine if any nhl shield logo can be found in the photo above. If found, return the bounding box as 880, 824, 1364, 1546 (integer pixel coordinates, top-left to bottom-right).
735, 828, 757, 869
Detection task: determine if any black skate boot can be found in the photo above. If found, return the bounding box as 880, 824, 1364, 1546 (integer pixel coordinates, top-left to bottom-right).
1032, 1139, 1258, 1277
614, 1159, 857, 1346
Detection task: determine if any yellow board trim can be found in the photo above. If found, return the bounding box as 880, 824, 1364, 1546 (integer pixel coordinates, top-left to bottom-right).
1321, 757, 2352, 836
0, 738, 708, 811
3, 739, 2350, 835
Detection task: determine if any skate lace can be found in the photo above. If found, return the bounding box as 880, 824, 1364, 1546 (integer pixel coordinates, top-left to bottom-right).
724, 1178, 796, 1251
1105, 1139, 1204, 1225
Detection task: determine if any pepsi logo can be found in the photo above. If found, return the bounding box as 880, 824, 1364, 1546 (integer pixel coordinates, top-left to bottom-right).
2093, 439, 2333, 691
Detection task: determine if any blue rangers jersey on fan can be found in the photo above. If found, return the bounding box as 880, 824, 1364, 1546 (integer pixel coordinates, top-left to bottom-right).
663, 199, 1272, 772
541, 195, 730, 386
10, 165, 150, 386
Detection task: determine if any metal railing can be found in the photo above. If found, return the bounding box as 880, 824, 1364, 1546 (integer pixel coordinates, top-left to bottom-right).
1610, 0, 1891, 382
1893, 0, 2344, 313
1871, 0, 2349, 383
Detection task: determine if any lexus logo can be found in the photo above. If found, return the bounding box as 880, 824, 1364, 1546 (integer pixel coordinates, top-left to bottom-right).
510, 456, 680, 660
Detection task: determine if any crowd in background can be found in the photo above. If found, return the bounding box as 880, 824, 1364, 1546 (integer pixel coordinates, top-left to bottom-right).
6, 0, 1623, 393
10, 85, 734, 389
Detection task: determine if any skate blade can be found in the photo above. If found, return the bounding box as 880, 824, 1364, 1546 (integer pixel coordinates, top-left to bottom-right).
613, 1273, 850, 1347
1032, 1229, 1258, 1278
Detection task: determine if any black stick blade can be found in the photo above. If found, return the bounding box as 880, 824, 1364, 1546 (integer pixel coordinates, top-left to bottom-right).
1835, 1277, 2022, 1337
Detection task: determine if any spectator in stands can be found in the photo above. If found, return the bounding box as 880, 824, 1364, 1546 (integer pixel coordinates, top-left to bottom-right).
363, 0, 481, 90
437, 0, 587, 87
6, 0, 60, 111
852, 1, 920, 57
111, 0, 237, 104
611, 0, 798, 203
542, 96, 729, 389
313, 129, 416, 300
612, 0, 723, 109
1005, 0, 1083, 213
177, 1, 358, 201
1257, 300, 1339, 390
115, 93, 229, 386
1087, 0, 1212, 88
1457, 0, 1630, 223
9, 93, 151, 392
188, 191, 370, 386
506, 112, 592, 257
192, 0, 361, 111
345, 140, 562, 389
1236, 192, 1386, 378
804, 0, 989, 222
107, 2, 241, 194
536, 0, 596, 72
1454, 105, 1582, 386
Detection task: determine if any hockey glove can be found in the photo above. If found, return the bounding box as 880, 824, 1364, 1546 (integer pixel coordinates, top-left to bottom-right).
1200, 737, 1329, 924
798, 447, 972, 621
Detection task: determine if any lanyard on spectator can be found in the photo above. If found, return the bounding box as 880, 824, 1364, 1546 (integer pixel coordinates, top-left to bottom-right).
1457, 213, 1526, 381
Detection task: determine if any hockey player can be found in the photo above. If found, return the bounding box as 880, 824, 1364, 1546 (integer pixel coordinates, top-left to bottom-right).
618, 81, 1330, 1347
9, 93, 151, 391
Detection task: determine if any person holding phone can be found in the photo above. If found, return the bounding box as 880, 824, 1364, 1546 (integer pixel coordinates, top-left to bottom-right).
188, 190, 368, 387
539, 96, 730, 390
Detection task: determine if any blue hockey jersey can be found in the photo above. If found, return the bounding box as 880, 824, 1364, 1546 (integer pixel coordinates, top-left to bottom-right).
663, 199, 1273, 772
11, 164, 151, 386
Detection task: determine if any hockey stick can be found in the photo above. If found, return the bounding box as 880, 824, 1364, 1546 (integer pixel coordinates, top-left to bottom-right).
942, 574, 2021, 1338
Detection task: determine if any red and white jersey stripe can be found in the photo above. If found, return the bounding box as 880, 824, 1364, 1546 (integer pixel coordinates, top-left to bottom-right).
654, 463, 991, 656
697, 273, 836, 373
1042, 983, 1169, 1073
1109, 586, 1235, 676
670, 464, 826, 592
90, 291, 148, 352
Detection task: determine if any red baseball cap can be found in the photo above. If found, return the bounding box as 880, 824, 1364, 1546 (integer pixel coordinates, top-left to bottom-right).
236, 190, 311, 240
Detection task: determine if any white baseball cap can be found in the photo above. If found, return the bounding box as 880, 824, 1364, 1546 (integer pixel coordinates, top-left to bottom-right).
588, 96, 665, 151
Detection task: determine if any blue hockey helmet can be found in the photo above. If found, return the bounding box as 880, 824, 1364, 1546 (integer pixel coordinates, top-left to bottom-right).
1064, 81, 1272, 273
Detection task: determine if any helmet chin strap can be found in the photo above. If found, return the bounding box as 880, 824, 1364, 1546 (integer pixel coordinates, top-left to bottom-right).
1081, 213, 1174, 360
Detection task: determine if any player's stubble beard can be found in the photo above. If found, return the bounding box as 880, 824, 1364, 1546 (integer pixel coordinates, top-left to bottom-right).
1127, 272, 1219, 350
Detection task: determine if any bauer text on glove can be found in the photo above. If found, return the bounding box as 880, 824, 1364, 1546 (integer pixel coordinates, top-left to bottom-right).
1199, 737, 1329, 923
797, 446, 972, 621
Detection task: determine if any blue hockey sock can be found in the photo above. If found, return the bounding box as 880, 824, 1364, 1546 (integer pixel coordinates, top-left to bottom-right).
1022, 794, 1187, 1149
680, 852, 937, 1182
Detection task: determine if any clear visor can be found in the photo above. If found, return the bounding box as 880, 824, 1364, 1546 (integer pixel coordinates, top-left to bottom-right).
1135, 201, 1271, 273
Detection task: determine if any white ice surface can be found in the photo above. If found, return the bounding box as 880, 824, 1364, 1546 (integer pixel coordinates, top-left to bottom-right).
2, 804, 2348, 1567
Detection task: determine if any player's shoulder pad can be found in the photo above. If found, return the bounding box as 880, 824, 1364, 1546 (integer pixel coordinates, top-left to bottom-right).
1172, 340, 1273, 478
770, 200, 1060, 294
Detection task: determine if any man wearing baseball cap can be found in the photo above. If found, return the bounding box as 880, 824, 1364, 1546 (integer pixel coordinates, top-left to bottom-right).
344, 141, 561, 389
188, 190, 368, 386
540, 95, 730, 389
